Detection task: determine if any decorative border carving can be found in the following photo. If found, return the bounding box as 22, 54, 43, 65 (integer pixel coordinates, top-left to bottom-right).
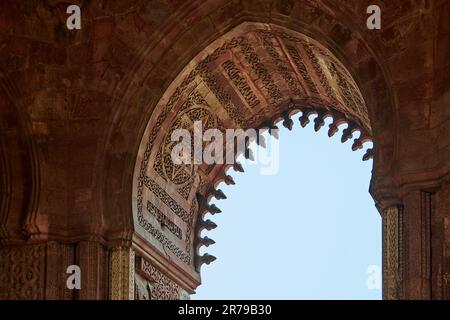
147, 200, 182, 240
110, 247, 135, 300
0, 244, 46, 299
382, 206, 403, 299
135, 256, 181, 300
134, 24, 371, 273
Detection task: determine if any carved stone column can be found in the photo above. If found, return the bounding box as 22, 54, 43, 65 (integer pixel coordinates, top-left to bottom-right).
401, 191, 433, 299
382, 206, 403, 299
398, 186, 450, 299
109, 247, 135, 300
77, 241, 108, 299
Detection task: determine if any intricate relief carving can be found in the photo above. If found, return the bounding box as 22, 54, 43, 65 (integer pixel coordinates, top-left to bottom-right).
0, 244, 45, 299
143, 176, 190, 223
110, 247, 135, 300
177, 180, 194, 200
135, 274, 152, 300
383, 206, 403, 300
136, 256, 181, 300
302, 44, 337, 100
326, 60, 370, 131
257, 31, 305, 97
137, 195, 191, 264
222, 59, 260, 108
284, 44, 319, 95
199, 64, 251, 127
134, 23, 371, 276
153, 148, 166, 182
154, 90, 220, 199
238, 36, 283, 106
147, 200, 182, 240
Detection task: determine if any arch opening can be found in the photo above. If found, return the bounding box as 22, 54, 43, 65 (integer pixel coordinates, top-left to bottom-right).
193, 120, 380, 299
132, 22, 376, 297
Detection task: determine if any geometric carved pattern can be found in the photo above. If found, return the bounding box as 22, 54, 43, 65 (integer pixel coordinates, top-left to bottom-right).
222, 60, 260, 108
0, 245, 45, 299
285, 44, 320, 95
382, 206, 403, 300
109, 248, 135, 300
237, 36, 284, 106
257, 30, 305, 98
143, 176, 191, 223
134, 23, 372, 278
147, 200, 182, 240
135, 256, 180, 300
136, 197, 191, 264
160, 106, 218, 186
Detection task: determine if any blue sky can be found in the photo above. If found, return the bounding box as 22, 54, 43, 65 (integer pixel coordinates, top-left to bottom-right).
192, 118, 381, 300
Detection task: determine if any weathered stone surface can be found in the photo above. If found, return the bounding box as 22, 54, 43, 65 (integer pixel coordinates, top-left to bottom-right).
0, 0, 449, 300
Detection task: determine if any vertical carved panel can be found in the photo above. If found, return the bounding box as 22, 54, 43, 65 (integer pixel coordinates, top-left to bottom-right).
445, 216, 450, 299
0, 244, 46, 299
78, 241, 108, 299
435, 183, 450, 299
382, 206, 403, 299
402, 191, 434, 299
135, 255, 182, 300
45, 242, 75, 299
109, 247, 135, 300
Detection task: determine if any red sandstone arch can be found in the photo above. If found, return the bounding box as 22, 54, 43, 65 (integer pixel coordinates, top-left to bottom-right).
100, 0, 397, 248
118, 19, 393, 295
2, 0, 447, 300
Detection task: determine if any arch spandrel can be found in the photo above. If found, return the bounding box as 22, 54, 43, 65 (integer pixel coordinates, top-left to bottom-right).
132, 22, 373, 289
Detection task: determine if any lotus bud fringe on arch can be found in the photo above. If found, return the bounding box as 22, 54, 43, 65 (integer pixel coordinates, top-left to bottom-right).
211, 188, 227, 200
327, 110, 347, 138
267, 102, 374, 161
206, 204, 221, 215
199, 219, 218, 232
224, 175, 235, 185
195, 253, 217, 272
192, 100, 374, 274
194, 235, 216, 266
341, 120, 357, 143
314, 108, 331, 132
193, 186, 227, 273
282, 111, 294, 131
363, 148, 374, 161
197, 236, 215, 248
233, 162, 244, 173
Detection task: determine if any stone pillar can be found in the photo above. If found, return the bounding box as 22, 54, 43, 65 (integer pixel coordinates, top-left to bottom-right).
378, 179, 450, 300
402, 190, 433, 299
0, 244, 47, 299
395, 183, 450, 299
77, 241, 108, 299
109, 247, 135, 300
382, 206, 403, 299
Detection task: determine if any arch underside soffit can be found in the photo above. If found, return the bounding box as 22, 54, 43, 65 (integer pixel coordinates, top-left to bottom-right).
132, 22, 373, 285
